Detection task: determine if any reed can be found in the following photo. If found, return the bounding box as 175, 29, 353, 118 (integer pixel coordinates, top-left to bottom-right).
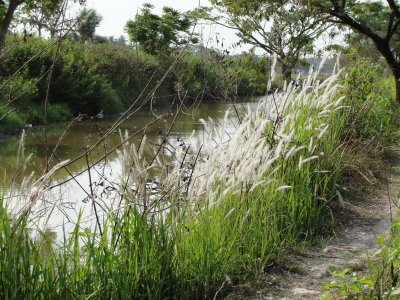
0, 67, 355, 299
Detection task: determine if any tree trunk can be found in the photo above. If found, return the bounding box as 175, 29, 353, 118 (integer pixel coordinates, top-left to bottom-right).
0, 0, 22, 50
382, 52, 400, 105
282, 64, 292, 82
394, 73, 400, 105
374, 40, 400, 105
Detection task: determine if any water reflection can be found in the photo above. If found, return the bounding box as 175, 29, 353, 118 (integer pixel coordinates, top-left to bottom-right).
1, 97, 261, 235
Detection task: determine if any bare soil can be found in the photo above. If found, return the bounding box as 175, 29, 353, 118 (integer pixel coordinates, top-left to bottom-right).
229, 148, 400, 300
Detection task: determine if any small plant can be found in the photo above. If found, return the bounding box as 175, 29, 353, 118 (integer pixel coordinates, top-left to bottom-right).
321, 221, 400, 299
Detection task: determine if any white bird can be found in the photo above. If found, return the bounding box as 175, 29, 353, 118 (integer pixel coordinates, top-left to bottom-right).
96, 109, 104, 119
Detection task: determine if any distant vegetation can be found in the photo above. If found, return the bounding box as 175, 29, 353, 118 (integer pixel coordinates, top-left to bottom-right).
0, 1, 269, 133
0, 35, 269, 133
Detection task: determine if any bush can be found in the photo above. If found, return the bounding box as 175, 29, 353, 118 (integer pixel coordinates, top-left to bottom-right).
0, 111, 25, 133
46, 103, 73, 123
341, 59, 399, 147
1, 36, 124, 117
173, 51, 268, 100
0, 75, 39, 107
0, 35, 270, 134
226, 53, 268, 95
86, 43, 168, 106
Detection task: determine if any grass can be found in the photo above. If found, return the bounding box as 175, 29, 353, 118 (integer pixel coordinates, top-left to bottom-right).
0, 69, 354, 299
0, 65, 394, 299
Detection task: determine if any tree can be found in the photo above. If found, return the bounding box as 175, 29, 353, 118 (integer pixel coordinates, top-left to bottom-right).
125, 3, 196, 55
76, 8, 102, 43
303, 0, 400, 104
22, 0, 65, 37
22, 0, 86, 38
199, 0, 329, 81
108, 35, 127, 45
0, 0, 27, 49
0, 0, 86, 49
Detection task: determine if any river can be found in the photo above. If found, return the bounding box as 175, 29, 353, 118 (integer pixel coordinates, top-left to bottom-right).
0, 98, 260, 235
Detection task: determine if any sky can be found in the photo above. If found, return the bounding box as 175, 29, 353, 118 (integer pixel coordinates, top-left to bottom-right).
85, 0, 342, 55
86, 0, 252, 53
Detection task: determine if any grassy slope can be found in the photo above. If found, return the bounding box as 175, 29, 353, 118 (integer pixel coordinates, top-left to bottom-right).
0, 60, 398, 299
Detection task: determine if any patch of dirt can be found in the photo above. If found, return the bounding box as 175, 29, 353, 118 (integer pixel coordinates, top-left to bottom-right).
230, 149, 400, 300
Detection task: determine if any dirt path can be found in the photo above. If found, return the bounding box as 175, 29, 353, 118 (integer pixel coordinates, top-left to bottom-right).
235, 149, 400, 299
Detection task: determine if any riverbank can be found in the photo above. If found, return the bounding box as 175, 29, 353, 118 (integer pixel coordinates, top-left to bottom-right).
0, 36, 268, 134
0, 70, 350, 299
0, 61, 398, 299
226, 147, 399, 299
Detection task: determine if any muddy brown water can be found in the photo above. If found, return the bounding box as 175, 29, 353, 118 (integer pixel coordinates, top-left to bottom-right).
0, 98, 259, 235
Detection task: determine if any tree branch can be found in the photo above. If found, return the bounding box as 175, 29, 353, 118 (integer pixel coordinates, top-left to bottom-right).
386, 13, 400, 41
328, 8, 383, 44
386, 0, 400, 19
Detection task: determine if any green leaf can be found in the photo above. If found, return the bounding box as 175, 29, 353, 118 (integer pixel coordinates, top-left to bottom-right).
391, 288, 400, 295
349, 283, 361, 292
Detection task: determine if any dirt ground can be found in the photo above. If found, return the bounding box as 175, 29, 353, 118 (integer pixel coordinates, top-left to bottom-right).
229, 148, 400, 300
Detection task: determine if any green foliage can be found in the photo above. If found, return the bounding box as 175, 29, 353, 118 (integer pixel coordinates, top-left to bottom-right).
0, 74, 38, 131
76, 8, 102, 43
0, 80, 353, 298
1, 36, 124, 117
85, 43, 166, 107
174, 51, 231, 98
322, 220, 400, 299
227, 53, 269, 94
200, 0, 327, 81
337, 2, 399, 63
304, 0, 400, 104
0, 74, 39, 107
21, 0, 68, 37
0, 111, 24, 133
173, 50, 268, 99
0, 34, 267, 133
341, 59, 399, 147
32, 103, 72, 124
125, 3, 196, 55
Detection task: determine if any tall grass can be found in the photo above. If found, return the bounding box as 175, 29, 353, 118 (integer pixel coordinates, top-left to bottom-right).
1, 68, 352, 299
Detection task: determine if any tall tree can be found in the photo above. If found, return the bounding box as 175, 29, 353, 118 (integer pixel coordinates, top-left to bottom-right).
303, 0, 400, 103
125, 3, 196, 55
0, 0, 28, 49
21, 0, 83, 38
77, 8, 102, 43
0, 0, 86, 49
199, 0, 329, 80
22, 0, 63, 37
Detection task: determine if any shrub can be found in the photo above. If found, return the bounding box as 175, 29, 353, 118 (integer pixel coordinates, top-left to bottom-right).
1, 36, 125, 117
0, 111, 25, 133
46, 103, 73, 122
86, 43, 167, 106
341, 59, 399, 147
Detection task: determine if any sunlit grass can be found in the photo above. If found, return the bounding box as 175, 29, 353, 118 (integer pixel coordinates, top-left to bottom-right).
0, 68, 360, 299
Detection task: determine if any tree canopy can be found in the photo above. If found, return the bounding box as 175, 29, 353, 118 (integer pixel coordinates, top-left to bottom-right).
199, 0, 329, 80
76, 8, 102, 42
22, 0, 78, 37
301, 0, 400, 103
125, 3, 196, 55
0, 0, 86, 49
